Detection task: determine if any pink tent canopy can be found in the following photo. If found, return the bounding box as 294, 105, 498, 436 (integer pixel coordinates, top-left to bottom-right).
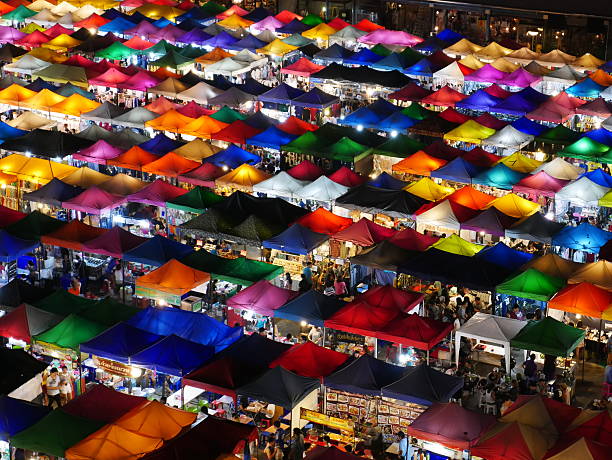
151, 25, 185, 42
178, 163, 224, 187
251, 16, 283, 32
512, 171, 568, 197
62, 186, 126, 215
465, 64, 508, 83
177, 101, 214, 118
125, 179, 187, 206
332, 218, 396, 246
499, 67, 542, 88
358, 29, 423, 47
88, 68, 132, 88
73, 140, 124, 164
0, 26, 26, 43
527, 100, 574, 123
226, 280, 298, 317
82, 226, 147, 258
44, 24, 73, 39
120, 71, 161, 91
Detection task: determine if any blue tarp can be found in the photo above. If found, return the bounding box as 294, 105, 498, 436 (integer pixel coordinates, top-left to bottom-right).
372, 53, 414, 71
511, 116, 548, 136
276, 19, 310, 34
325, 355, 404, 396
123, 235, 194, 266
237, 78, 271, 97
381, 364, 463, 406
342, 108, 382, 129
0, 231, 39, 263
313, 44, 353, 63
584, 128, 612, 147
552, 222, 612, 253
566, 79, 605, 98
26, 79, 56, 92
0, 396, 49, 441
127, 306, 242, 351
456, 89, 503, 111
292, 87, 339, 108
274, 290, 346, 327
139, 133, 183, 155
99, 17, 136, 34
263, 223, 329, 255
472, 163, 526, 190
580, 168, 612, 187
431, 157, 484, 183
242, 110, 277, 129
227, 34, 266, 52
436, 29, 464, 44
378, 112, 419, 132
493, 87, 549, 116
258, 83, 305, 104
177, 28, 212, 45
204, 144, 261, 168
23, 178, 83, 208
130, 334, 214, 376
475, 242, 534, 271
80, 323, 162, 363
600, 60, 612, 73
344, 48, 384, 66
246, 126, 297, 150
152, 18, 172, 28
368, 172, 408, 190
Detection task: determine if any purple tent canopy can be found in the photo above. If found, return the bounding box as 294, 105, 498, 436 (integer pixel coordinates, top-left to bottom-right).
62, 187, 126, 215
292, 87, 339, 109
82, 226, 147, 258
177, 29, 212, 45
498, 67, 542, 88
460, 207, 517, 237
203, 31, 239, 48
124, 21, 160, 38
276, 19, 310, 34
151, 25, 185, 43
456, 89, 503, 111
359, 29, 423, 47
251, 16, 283, 32
464, 64, 508, 83
492, 87, 549, 116
0, 26, 26, 43
73, 140, 124, 164
126, 179, 187, 206
227, 280, 299, 317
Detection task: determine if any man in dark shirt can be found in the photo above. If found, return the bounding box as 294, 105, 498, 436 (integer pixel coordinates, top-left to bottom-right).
523, 353, 537, 380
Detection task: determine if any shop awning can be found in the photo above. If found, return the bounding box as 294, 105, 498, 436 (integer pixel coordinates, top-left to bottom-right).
82, 227, 147, 258
510, 316, 585, 357
324, 354, 404, 396
269, 341, 349, 379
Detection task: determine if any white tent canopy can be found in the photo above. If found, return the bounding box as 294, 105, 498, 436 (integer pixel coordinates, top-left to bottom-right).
111, 106, 157, 128
204, 57, 251, 77
296, 175, 349, 202
253, 171, 309, 198
232, 49, 266, 68
416, 200, 461, 231
554, 177, 610, 206
176, 82, 224, 104
455, 312, 527, 373
531, 157, 584, 181
432, 62, 466, 83
328, 26, 367, 46
482, 125, 534, 150
4, 55, 51, 76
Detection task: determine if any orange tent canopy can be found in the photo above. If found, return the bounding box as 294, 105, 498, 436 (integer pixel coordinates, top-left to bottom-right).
145, 96, 180, 115
446, 185, 496, 210
142, 152, 199, 177
135, 260, 210, 298
295, 207, 353, 235
195, 47, 233, 65
51, 94, 101, 116
392, 151, 447, 176
215, 163, 271, 190
0, 84, 37, 105
107, 146, 158, 171
181, 115, 228, 138
123, 36, 154, 50
41, 219, 107, 251
151, 67, 180, 80
547, 282, 612, 319
21, 88, 66, 110
145, 109, 194, 132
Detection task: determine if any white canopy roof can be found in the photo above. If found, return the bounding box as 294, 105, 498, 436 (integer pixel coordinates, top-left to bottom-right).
204, 57, 251, 77
542, 65, 585, 83
555, 177, 610, 206
482, 125, 534, 149
531, 157, 584, 181
252, 171, 309, 197
432, 62, 465, 81
111, 106, 157, 128
416, 200, 460, 230
296, 175, 349, 202
4, 55, 51, 76
232, 49, 266, 68
329, 26, 367, 45
176, 82, 224, 104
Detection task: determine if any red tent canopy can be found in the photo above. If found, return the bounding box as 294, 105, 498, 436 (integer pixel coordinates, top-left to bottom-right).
474, 113, 507, 130
327, 18, 350, 30
176, 101, 214, 118
503, 395, 581, 433
123, 36, 154, 50
359, 285, 424, 311
328, 166, 365, 187
544, 437, 609, 460
268, 341, 349, 379
0, 303, 61, 343
353, 18, 384, 32
44, 24, 73, 39
424, 140, 464, 161
377, 313, 453, 349
387, 227, 439, 251
324, 299, 401, 337
389, 83, 432, 102
0, 204, 25, 228
286, 160, 324, 181
484, 84, 512, 99
82, 226, 147, 258
295, 208, 353, 235
513, 171, 568, 197
421, 85, 468, 107
332, 218, 396, 246
63, 384, 147, 423
281, 58, 325, 77
406, 403, 495, 450
461, 147, 502, 168
472, 422, 551, 460
277, 116, 318, 136
566, 409, 612, 447
439, 108, 473, 124
178, 162, 225, 187
41, 219, 107, 251
212, 120, 262, 145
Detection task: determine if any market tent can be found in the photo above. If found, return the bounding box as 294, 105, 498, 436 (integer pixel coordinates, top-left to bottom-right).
73, 140, 123, 165
41, 219, 106, 251
332, 218, 396, 246
98, 174, 146, 196
513, 171, 568, 197
287, 160, 324, 181
0, 231, 38, 262
430, 233, 483, 256
141, 152, 199, 178
488, 193, 540, 218
404, 177, 453, 201
505, 212, 565, 244
510, 316, 585, 356
32, 63, 88, 87
263, 224, 328, 255
126, 179, 187, 206
178, 162, 224, 187
386, 227, 439, 251
124, 235, 193, 267
545, 438, 609, 460
281, 57, 324, 77
82, 227, 147, 258
32, 290, 97, 317
406, 403, 495, 451
296, 176, 349, 202
473, 164, 526, 190
1, 129, 93, 159
493, 87, 549, 116
568, 260, 612, 290
295, 207, 352, 235
382, 364, 463, 406
62, 186, 125, 215
392, 150, 447, 176
497, 268, 564, 301
523, 253, 581, 280
415, 200, 478, 231
166, 186, 223, 213
324, 354, 404, 396
0, 396, 50, 441
368, 172, 408, 190
328, 166, 365, 187
227, 280, 298, 317
252, 171, 308, 198
461, 208, 518, 237
33, 313, 107, 350
552, 222, 612, 253
274, 290, 346, 328
5, 210, 64, 240
556, 177, 610, 207
135, 258, 209, 300
444, 120, 496, 144
565, 408, 612, 447
503, 394, 581, 434
269, 341, 349, 379
0, 205, 22, 229
475, 242, 533, 271
237, 365, 319, 409
114, 401, 196, 440
0, 303, 61, 343
23, 178, 82, 207
62, 167, 108, 188
472, 422, 553, 460
430, 157, 483, 183
377, 313, 453, 350
324, 296, 404, 338
0, 278, 52, 310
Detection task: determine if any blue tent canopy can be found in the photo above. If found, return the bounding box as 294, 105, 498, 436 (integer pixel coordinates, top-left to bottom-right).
123, 235, 194, 266
274, 290, 346, 327
26, 79, 56, 92
227, 34, 266, 52
152, 17, 172, 28
130, 334, 214, 376
368, 172, 408, 190
0, 121, 25, 141
344, 48, 384, 66
342, 108, 382, 129
472, 163, 526, 190
80, 323, 162, 363
292, 87, 339, 109
101, 8, 125, 20
243, 7, 272, 22
276, 19, 310, 34
177, 28, 212, 45
99, 17, 136, 34
552, 222, 612, 253
324, 355, 404, 397
378, 112, 419, 132
313, 44, 353, 63
263, 223, 329, 255
372, 53, 414, 71
243, 111, 277, 130
404, 58, 436, 77
381, 364, 463, 406
0, 396, 49, 441
580, 168, 612, 187
23, 178, 83, 208
237, 78, 271, 97
0, 231, 39, 263
436, 29, 464, 44
511, 116, 548, 136
566, 79, 605, 98
412, 37, 449, 54
258, 83, 305, 104
139, 133, 184, 155
203, 31, 239, 49
584, 128, 612, 147
457, 89, 503, 112
204, 144, 261, 168
600, 61, 612, 73
246, 126, 297, 150
475, 242, 534, 271
431, 157, 484, 183
493, 87, 549, 116
127, 306, 242, 351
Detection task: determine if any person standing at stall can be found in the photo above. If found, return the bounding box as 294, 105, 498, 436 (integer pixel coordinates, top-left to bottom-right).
398, 432, 415, 460
289, 428, 304, 460
46, 368, 62, 409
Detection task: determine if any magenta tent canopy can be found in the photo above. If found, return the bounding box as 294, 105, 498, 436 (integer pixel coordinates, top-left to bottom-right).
125, 179, 187, 206
465, 64, 508, 83
251, 16, 283, 32
227, 280, 299, 317
359, 29, 423, 47
151, 25, 185, 42
0, 26, 26, 43
73, 140, 124, 165
62, 186, 126, 215
119, 71, 161, 91
499, 67, 542, 88
82, 226, 147, 258
124, 21, 160, 38
178, 163, 224, 187
512, 171, 568, 197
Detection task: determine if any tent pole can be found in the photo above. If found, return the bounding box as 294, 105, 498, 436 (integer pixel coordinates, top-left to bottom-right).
322, 327, 327, 348
426, 349, 429, 365
374, 337, 378, 359
122, 261, 126, 303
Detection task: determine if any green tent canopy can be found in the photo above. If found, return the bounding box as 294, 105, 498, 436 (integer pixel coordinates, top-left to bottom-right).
559, 137, 611, 161
145, 39, 181, 57
210, 106, 247, 123
401, 103, 435, 120
77, 297, 140, 326
167, 186, 224, 213
371, 44, 393, 57
301, 14, 324, 26
181, 249, 282, 286
282, 131, 328, 154
200, 1, 227, 15
510, 316, 585, 357
179, 45, 206, 59
534, 125, 581, 145
322, 137, 370, 162
33, 64, 89, 88
6, 211, 64, 240
369, 134, 427, 158
34, 314, 107, 350
33, 290, 98, 316
399, 47, 426, 66
149, 50, 193, 70
95, 41, 144, 60
497, 268, 565, 302
2, 5, 36, 21
10, 409, 105, 458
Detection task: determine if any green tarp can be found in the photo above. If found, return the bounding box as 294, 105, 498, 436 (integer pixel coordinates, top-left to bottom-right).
210, 105, 247, 123
497, 268, 565, 302
77, 297, 140, 326
34, 314, 107, 350
200, 1, 227, 15
2, 5, 36, 21
371, 44, 393, 57
149, 50, 193, 69
282, 131, 328, 154
369, 134, 427, 158
534, 125, 580, 145
5, 211, 64, 241
323, 137, 370, 162
33, 290, 98, 316
401, 103, 435, 120
167, 186, 224, 213
301, 14, 324, 26
181, 250, 282, 286
559, 137, 612, 162
146, 39, 181, 57
95, 41, 144, 60
510, 316, 585, 356
10, 409, 105, 457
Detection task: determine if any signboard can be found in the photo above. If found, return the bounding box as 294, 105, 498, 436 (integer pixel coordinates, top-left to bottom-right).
93, 357, 133, 377
135, 285, 181, 306
300, 408, 354, 433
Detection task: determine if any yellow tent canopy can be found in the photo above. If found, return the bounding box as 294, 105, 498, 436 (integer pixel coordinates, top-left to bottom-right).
474, 42, 513, 61
42, 33, 82, 51
403, 177, 454, 201
571, 53, 604, 70
444, 38, 482, 57
171, 138, 222, 161
217, 13, 253, 29
0, 171, 17, 186
488, 193, 540, 218
0, 154, 76, 183
490, 57, 519, 73
497, 152, 543, 173
132, 4, 184, 20
116, 400, 197, 440
20, 23, 46, 33
7, 111, 57, 130
444, 120, 496, 144
302, 23, 338, 41
257, 39, 298, 57
0, 84, 38, 105
62, 167, 109, 187
430, 233, 484, 256
458, 54, 485, 70
51, 94, 101, 116
598, 189, 612, 207
21, 88, 67, 111
27, 47, 69, 64
145, 109, 194, 132
215, 163, 271, 190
